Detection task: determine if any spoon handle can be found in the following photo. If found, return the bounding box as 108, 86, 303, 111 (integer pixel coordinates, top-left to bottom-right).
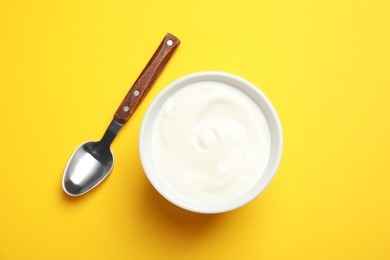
114, 33, 180, 124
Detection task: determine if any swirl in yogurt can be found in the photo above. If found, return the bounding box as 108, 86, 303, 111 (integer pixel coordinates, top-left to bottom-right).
151, 81, 271, 202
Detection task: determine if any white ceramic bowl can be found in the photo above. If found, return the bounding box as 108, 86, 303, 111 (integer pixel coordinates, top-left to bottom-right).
139, 71, 283, 213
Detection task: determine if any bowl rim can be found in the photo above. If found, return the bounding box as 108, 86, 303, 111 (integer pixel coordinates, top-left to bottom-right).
139, 71, 283, 214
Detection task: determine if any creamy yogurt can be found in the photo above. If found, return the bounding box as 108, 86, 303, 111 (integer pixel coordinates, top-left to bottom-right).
151, 81, 271, 202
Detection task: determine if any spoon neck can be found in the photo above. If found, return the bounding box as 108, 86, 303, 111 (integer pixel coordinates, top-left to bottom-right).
99, 119, 124, 148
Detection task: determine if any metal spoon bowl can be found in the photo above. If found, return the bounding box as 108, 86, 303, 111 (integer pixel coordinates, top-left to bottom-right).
63, 119, 121, 196
62, 34, 180, 196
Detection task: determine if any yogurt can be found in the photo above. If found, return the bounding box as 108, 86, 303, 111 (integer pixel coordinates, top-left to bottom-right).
151, 81, 271, 202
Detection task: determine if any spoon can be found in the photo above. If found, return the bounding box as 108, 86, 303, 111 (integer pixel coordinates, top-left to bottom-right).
62, 33, 180, 196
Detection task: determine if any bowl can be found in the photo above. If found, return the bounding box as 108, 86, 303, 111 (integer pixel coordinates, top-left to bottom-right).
139, 71, 283, 213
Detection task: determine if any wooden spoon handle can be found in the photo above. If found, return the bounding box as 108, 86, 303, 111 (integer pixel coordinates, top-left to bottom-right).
114, 33, 180, 124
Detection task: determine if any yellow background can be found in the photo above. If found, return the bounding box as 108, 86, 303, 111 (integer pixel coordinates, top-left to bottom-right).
1, 0, 389, 259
